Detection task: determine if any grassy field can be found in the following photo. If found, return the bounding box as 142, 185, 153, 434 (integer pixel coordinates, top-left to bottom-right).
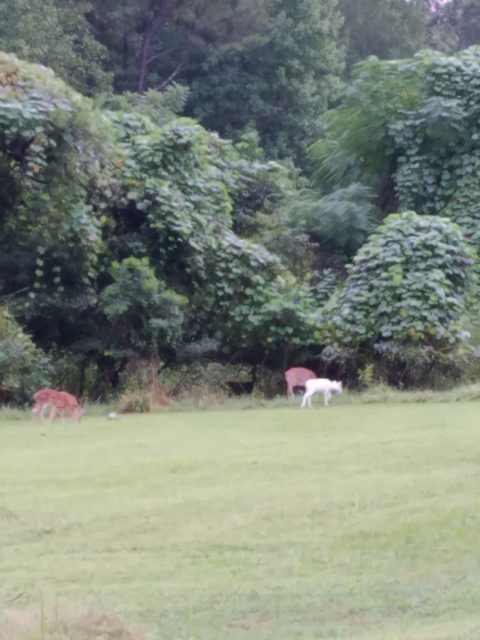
1, 402, 480, 639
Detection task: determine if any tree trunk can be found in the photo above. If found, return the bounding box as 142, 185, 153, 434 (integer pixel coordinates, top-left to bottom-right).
137, 1, 165, 93
123, 32, 129, 73
138, 24, 154, 92
78, 359, 86, 398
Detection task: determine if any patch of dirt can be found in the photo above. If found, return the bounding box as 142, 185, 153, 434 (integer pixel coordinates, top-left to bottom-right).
0, 607, 151, 640
326, 601, 373, 628
228, 610, 273, 631
0, 505, 21, 521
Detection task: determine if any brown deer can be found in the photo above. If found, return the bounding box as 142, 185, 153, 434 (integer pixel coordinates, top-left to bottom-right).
284, 367, 317, 397
32, 388, 84, 423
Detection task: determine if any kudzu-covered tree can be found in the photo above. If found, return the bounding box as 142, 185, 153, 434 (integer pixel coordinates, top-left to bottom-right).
0, 52, 318, 398
0, 0, 112, 95
321, 212, 476, 386
309, 46, 480, 297
311, 47, 480, 225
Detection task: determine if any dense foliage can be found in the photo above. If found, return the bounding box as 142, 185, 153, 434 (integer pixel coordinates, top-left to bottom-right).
429, 0, 480, 53
310, 47, 480, 385
339, 0, 429, 70
1, 1, 480, 399
187, 0, 344, 162
0, 0, 112, 95
311, 47, 480, 251
322, 212, 474, 352
0, 307, 51, 404
0, 53, 320, 400
2, 0, 474, 164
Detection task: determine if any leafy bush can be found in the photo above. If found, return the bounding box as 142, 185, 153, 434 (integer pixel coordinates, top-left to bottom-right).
0, 52, 318, 398
117, 390, 152, 414
323, 211, 474, 347
310, 47, 480, 246
0, 308, 51, 403
100, 257, 187, 360
321, 211, 476, 386
103, 85, 189, 125
286, 183, 377, 260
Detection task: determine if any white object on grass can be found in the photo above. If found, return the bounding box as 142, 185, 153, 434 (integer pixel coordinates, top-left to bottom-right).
300, 378, 343, 408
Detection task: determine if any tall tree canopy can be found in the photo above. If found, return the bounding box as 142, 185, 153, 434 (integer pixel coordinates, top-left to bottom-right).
1, 0, 477, 167
187, 0, 345, 162
339, 0, 430, 70
89, 0, 265, 93
429, 0, 480, 52
0, 0, 112, 95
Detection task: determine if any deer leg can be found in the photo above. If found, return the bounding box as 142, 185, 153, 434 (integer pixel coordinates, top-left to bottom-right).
302, 390, 314, 408
300, 390, 309, 408
40, 403, 50, 424
31, 404, 41, 421
47, 404, 58, 423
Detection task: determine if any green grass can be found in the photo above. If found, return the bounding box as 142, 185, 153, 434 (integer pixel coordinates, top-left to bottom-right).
2, 402, 480, 638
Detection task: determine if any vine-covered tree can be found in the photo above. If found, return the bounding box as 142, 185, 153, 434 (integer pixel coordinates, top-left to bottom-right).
307, 47, 480, 384
0, 52, 318, 397
0, 0, 111, 95
310, 46, 480, 249
321, 212, 476, 386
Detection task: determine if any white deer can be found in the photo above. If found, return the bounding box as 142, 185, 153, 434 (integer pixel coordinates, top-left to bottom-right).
300, 378, 343, 408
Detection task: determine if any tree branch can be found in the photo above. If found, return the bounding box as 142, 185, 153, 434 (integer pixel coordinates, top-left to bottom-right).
158, 60, 187, 90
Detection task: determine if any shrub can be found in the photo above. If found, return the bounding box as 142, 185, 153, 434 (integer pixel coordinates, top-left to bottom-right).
372, 343, 480, 389
117, 359, 171, 414
323, 212, 475, 347
321, 211, 476, 387
0, 308, 51, 404
117, 390, 152, 414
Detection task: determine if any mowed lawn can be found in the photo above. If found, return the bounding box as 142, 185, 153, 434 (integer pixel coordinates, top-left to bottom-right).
1, 403, 480, 639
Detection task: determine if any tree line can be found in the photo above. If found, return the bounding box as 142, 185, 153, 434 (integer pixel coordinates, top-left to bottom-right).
1, 1, 480, 402
1, 1, 479, 164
